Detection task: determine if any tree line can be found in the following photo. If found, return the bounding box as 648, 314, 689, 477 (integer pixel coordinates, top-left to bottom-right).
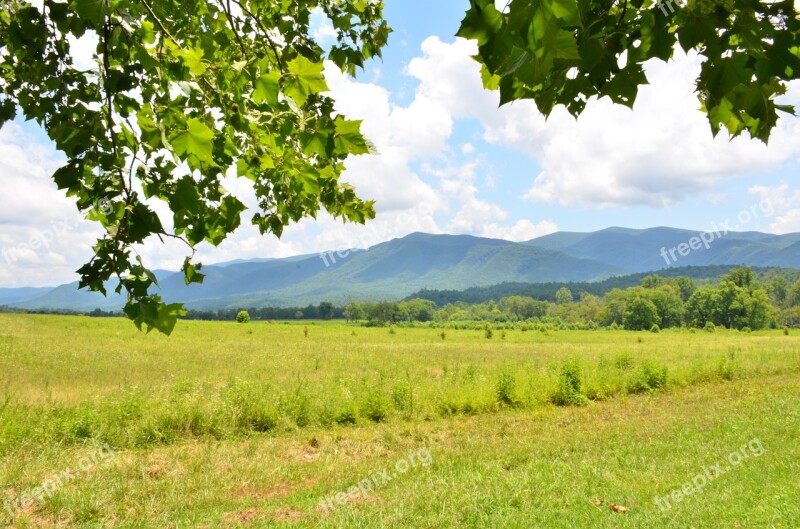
345, 267, 800, 331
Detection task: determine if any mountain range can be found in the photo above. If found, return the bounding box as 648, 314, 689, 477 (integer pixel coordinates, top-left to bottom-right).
3, 227, 799, 311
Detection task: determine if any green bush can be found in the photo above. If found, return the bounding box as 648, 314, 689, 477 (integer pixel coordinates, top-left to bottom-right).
495, 369, 519, 407
628, 360, 668, 393
704, 321, 716, 333
286, 387, 312, 427
650, 324, 660, 333
334, 407, 358, 425
484, 322, 494, 339
236, 310, 250, 323
718, 349, 739, 381
614, 352, 635, 371
551, 360, 588, 406
391, 379, 413, 413
361, 383, 390, 423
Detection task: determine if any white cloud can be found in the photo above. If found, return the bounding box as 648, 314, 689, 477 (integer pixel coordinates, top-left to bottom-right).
748, 184, 800, 234
513, 55, 800, 208
405, 37, 800, 209
0, 124, 102, 286
482, 219, 559, 241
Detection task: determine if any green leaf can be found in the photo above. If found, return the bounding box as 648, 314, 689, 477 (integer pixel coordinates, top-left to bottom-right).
334, 117, 371, 155
548, 0, 581, 26
175, 47, 207, 77
284, 56, 328, 106
457, 2, 503, 46
253, 71, 280, 106
172, 118, 215, 165
69, 0, 110, 27
181, 258, 204, 286
0, 99, 16, 126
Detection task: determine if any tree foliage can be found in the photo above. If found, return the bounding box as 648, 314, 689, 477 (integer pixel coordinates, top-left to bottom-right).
0, 0, 389, 333
459, 0, 799, 142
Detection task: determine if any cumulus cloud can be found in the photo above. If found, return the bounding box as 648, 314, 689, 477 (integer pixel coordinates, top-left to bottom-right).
320, 52, 552, 250
405, 37, 800, 209
0, 124, 102, 286
748, 184, 800, 234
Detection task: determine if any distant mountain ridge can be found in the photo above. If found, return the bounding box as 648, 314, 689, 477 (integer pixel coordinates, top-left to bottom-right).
525, 227, 800, 271
4, 227, 799, 311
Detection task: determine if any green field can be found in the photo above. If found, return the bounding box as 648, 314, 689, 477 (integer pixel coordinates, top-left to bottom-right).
1, 314, 799, 527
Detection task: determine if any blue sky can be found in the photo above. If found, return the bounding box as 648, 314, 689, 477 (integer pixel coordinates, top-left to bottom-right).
1, 0, 799, 287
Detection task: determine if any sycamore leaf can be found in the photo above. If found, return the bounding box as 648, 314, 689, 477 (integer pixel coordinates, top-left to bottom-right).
172, 118, 215, 165
69, 0, 109, 26
284, 56, 328, 106
253, 71, 280, 106
175, 47, 206, 76
334, 117, 372, 155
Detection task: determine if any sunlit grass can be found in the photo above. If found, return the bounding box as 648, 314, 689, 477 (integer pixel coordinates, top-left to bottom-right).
0, 314, 798, 527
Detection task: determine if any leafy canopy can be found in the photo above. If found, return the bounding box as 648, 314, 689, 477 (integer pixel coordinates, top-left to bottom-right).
458, 0, 800, 142
0, 0, 389, 333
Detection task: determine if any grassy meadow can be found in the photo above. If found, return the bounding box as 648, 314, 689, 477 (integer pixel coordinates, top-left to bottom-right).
0, 313, 799, 527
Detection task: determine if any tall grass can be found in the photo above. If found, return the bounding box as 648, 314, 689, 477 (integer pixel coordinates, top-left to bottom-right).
1, 314, 799, 453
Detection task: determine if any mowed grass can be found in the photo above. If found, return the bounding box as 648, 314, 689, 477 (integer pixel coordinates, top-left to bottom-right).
0, 314, 799, 527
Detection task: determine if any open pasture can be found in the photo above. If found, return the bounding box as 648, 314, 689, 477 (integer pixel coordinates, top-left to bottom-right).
0, 314, 798, 527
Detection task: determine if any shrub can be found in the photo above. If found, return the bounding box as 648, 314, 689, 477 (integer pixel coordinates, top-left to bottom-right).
551, 360, 588, 406
495, 369, 519, 407
236, 310, 250, 323
718, 349, 739, 381
440, 330, 446, 340
628, 360, 668, 394
334, 407, 357, 425
287, 387, 312, 428
704, 321, 716, 333
484, 322, 494, 339
391, 379, 413, 413
785, 326, 791, 335
650, 324, 660, 333
614, 352, 635, 371
361, 384, 390, 423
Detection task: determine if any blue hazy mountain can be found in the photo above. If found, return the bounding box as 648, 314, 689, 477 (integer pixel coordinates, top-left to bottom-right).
525, 227, 800, 272
8, 228, 799, 311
